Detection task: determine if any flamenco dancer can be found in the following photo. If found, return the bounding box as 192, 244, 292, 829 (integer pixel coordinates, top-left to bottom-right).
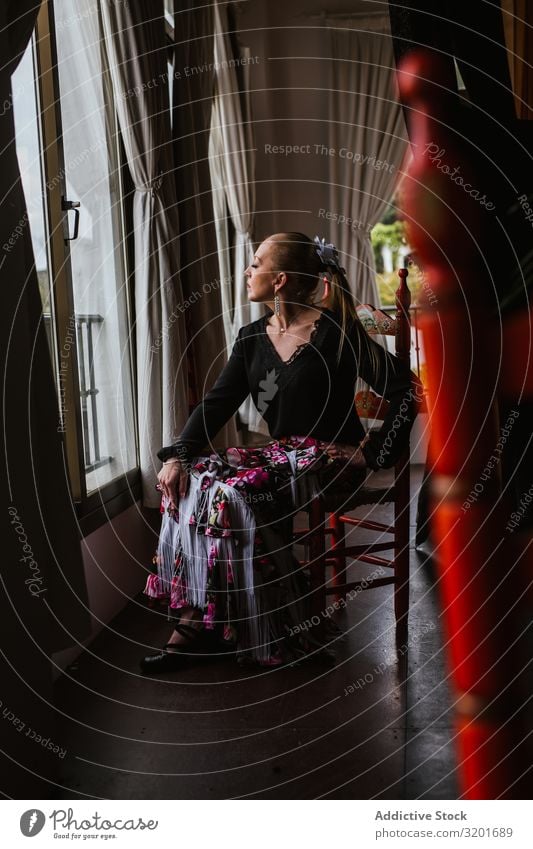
141, 232, 420, 673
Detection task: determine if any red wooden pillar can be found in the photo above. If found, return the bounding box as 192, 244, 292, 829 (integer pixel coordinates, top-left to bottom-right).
398, 50, 528, 798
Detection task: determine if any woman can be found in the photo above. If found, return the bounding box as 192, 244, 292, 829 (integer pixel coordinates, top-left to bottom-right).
141, 232, 420, 673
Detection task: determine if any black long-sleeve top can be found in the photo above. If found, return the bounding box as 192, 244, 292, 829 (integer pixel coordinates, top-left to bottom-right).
157, 308, 421, 471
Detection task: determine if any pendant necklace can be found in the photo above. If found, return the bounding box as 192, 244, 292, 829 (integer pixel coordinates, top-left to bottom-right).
276, 306, 307, 334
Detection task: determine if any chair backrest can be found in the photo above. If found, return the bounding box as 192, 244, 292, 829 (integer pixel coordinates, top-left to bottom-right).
355, 265, 412, 421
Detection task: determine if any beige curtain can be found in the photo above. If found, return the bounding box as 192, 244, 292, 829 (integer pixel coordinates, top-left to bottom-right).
501, 0, 533, 119
326, 17, 410, 307
209, 100, 233, 349
211, 0, 267, 435
172, 0, 237, 446
100, 0, 189, 507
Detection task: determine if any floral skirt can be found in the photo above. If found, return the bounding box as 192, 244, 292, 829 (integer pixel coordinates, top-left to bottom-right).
144, 435, 366, 666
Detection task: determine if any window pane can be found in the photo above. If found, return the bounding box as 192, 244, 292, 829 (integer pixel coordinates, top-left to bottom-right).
12, 39, 54, 356
54, 0, 137, 492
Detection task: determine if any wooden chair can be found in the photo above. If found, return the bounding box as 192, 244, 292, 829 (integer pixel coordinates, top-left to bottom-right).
294, 264, 415, 640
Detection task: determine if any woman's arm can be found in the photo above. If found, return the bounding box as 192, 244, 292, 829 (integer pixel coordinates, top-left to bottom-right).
348, 320, 423, 470
157, 326, 250, 466
157, 328, 250, 510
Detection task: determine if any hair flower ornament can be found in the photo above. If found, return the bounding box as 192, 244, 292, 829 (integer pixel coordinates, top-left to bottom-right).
313, 235, 345, 274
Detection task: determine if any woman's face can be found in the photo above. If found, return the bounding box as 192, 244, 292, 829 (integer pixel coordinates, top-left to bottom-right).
244, 239, 285, 303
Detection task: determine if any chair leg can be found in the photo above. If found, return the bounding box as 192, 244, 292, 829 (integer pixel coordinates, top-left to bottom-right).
329, 511, 346, 601
308, 496, 327, 639
394, 544, 409, 638
394, 454, 410, 637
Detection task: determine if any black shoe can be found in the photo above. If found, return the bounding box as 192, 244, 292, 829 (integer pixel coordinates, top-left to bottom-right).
139, 623, 217, 674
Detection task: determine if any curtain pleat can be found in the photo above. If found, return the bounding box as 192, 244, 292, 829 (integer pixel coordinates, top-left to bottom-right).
501, 0, 533, 120
100, 0, 190, 507
211, 0, 267, 435
172, 0, 238, 446
326, 19, 411, 308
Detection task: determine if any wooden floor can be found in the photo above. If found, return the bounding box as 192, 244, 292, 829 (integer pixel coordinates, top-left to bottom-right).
52, 467, 458, 800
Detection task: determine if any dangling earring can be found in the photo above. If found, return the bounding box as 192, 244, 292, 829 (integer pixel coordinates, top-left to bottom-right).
274, 293, 281, 317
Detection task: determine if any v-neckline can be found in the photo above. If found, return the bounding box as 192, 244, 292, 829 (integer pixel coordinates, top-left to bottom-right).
261, 308, 329, 366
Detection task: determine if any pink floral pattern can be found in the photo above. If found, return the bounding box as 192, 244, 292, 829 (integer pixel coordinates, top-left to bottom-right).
144, 435, 364, 664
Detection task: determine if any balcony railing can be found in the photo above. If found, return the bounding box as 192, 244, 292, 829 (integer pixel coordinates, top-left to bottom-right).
44, 313, 113, 473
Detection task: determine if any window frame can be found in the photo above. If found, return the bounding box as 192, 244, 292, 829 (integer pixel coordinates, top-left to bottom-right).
30, 0, 141, 534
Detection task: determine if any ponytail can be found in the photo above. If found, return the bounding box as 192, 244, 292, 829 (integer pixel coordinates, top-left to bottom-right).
323, 263, 383, 381
324, 266, 358, 363
318, 249, 366, 368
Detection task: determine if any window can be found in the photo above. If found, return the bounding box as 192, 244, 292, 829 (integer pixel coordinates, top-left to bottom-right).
371, 201, 412, 306
12, 1, 138, 520
12, 39, 54, 356
53, 0, 136, 493
370, 201, 428, 391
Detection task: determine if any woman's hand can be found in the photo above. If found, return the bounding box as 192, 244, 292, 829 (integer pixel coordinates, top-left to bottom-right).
326, 441, 367, 469
157, 459, 189, 512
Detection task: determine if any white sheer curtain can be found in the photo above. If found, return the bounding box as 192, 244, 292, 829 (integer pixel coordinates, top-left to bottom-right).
211, 0, 267, 434
100, 0, 189, 507
208, 97, 234, 351
326, 16, 411, 307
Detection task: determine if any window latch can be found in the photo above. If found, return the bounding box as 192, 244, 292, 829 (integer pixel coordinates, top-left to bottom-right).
62, 197, 81, 242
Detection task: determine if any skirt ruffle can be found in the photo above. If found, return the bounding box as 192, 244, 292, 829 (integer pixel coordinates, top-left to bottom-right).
144, 435, 365, 665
